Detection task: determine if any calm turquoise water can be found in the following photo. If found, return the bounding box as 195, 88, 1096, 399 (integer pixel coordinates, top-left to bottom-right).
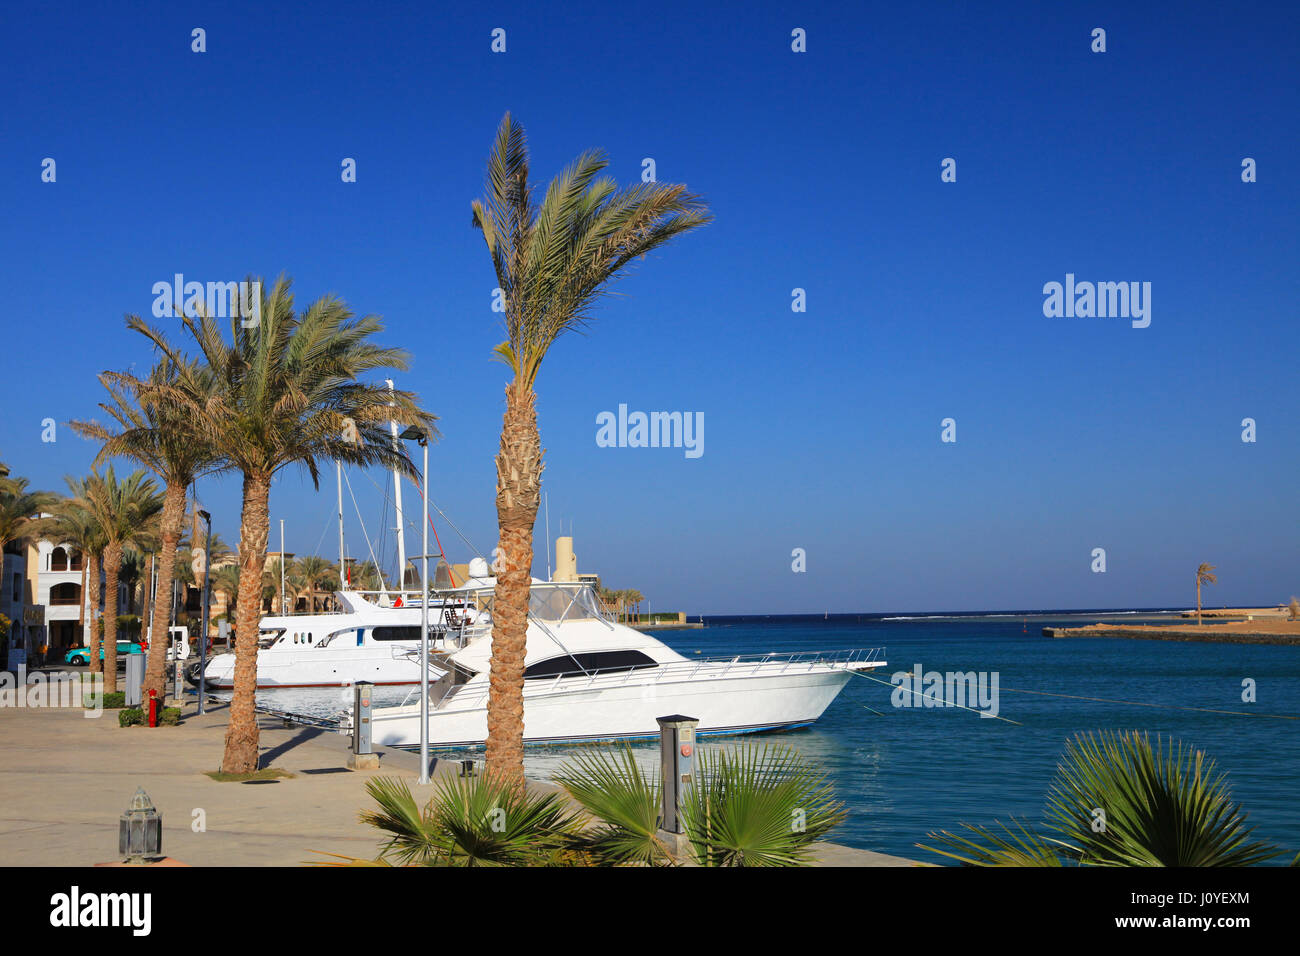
526, 613, 1300, 862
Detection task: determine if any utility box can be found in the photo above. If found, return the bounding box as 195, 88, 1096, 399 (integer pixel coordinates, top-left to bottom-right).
657, 714, 699, 835
353, 681, 373, 755
125, 655, 145, 707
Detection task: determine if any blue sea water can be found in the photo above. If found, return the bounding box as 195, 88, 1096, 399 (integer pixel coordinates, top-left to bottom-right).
527, 611, 1300, 862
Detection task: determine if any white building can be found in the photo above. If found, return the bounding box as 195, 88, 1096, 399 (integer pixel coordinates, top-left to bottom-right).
33, 539, 91, 657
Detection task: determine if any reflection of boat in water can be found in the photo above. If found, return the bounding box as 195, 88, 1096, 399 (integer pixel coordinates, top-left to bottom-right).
189, 588, 476, 689
351, 559, 887, 749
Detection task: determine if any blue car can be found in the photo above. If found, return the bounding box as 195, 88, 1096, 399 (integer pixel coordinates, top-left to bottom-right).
64, 641, 143, 666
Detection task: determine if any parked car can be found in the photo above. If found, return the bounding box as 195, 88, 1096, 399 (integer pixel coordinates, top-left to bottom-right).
64, 641, 143, 666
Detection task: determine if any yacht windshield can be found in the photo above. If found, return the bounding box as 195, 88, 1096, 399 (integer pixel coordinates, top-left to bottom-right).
528, 585, 607, 623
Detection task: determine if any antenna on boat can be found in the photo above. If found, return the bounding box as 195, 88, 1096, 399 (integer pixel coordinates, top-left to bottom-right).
544, 492, 552, 581
387, 379, 407, 591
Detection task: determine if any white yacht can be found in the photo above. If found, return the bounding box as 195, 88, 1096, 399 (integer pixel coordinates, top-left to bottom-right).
351, 559, 887, 748
192, 589, 469, 689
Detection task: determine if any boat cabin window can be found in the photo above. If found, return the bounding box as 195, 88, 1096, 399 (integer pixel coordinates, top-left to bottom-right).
524, 650, 657, 680
258, 629, 284, 649
371, 626, 425, 642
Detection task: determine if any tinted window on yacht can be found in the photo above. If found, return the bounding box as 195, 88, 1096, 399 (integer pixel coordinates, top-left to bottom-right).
524, 650, 657, 679
370, 626, 424, 642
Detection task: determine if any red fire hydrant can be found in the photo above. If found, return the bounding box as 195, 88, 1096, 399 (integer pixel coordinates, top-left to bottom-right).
148, 689, 159, 727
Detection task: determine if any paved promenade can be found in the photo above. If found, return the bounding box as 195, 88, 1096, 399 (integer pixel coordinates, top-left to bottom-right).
0, 695, 920, 867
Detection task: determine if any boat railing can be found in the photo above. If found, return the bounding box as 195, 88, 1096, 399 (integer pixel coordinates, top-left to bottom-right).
396, 647, 887, 710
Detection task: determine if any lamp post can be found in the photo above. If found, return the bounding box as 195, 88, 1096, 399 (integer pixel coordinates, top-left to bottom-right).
400, 425, 431, 784
197, 509, 212, 716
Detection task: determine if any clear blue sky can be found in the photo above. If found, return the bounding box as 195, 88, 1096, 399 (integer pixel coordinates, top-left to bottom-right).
2, 1, 1296, 614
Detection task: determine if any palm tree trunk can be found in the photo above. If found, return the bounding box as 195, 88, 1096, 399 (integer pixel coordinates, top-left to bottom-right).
144, 484, 185, 702
485, 382, 542, 782
87, 553, 102, 674
103, 542, 122, 695
1197, 579, 1202, 625
222, 472, 272, 774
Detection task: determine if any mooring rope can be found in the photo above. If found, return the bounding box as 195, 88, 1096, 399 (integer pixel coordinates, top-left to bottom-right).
845, 668, 1024, 725
849, 668, 1297, 723
999, 686, 1298, 720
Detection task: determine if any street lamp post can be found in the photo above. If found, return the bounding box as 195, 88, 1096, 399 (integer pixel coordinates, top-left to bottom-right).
198, 509, 212, 716
401, 425, 431, 784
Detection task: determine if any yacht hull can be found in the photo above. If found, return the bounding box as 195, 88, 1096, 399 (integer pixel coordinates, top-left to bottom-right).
367, 665, 864, 749
200, 651, 422, 689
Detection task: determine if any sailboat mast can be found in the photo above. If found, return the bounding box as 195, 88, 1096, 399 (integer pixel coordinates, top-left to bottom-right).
387, 379, 407, 592
337, 460, 346, 589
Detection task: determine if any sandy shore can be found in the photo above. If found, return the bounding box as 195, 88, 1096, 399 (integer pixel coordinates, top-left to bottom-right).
1045, 618, 1300, 645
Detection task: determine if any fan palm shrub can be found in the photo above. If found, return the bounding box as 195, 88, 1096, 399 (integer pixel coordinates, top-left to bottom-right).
471, 113, 711, 781
553, 745, 668, 865
125, 275, 437, 772
352, 774, 580, 866
555, 742, 844, 866
920, 730, 1285, 866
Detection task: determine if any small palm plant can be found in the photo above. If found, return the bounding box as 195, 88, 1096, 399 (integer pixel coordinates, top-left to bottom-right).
556, 743, 846, 867
339, 774, 580, 867
682, 744, 847, 866
920, 730, 1284, 867
553, 746, 668, 865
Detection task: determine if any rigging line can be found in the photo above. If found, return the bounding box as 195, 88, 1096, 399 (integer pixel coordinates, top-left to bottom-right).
845, 668, 1023, 725
1000, 687, 1299, 720
341, 468, 385, 588
355, 465, 451, 572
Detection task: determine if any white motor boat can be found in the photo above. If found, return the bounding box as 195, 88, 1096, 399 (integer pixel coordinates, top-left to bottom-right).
193, 589, 469, 689
354, 567, 887, 749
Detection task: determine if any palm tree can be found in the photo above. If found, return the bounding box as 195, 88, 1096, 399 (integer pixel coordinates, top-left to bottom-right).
470, 113, 710, 780
72, 358, 224, 701
51, 481, 107, 671
211, 564, 241, 628
1289, 597, 1299, 622
919, 730, 1283, 866
73, 467, 164, 692
0, 470, 57, 558
125, 275, 436, 772
296, 555, 338, 612
626, 589, 645, 624
1196, 563, 1217, 625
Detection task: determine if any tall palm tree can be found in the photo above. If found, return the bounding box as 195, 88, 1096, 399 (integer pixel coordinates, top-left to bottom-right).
1196, 563, 1217, 625
125, 275, 436, 772
74, 468, 164, 692
51, 482, 107, 670
470, 113, 711, 780
72, 359, 224, 701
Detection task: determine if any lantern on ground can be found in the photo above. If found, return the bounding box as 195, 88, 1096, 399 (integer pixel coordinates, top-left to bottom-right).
119, 787, 162, 862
